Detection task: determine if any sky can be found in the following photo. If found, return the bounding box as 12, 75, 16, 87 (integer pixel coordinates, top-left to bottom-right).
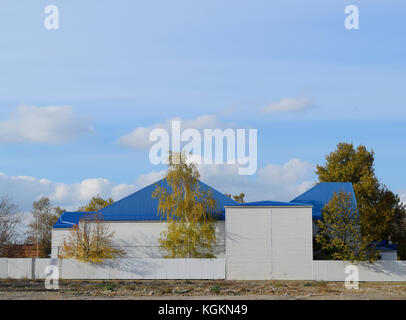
0, 0, 405, 220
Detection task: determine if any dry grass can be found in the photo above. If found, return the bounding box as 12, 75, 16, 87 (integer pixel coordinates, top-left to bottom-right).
1, 279, 406, 299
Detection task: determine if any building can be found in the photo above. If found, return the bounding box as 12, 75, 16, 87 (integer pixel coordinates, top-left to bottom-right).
225, 201, 313, 280
51, 180, 396, 265
51, 179, 237, 259
0, 244, 44, 258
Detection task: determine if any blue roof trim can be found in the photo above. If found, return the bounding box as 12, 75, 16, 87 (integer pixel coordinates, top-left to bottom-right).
53, 212, 96, 229
290, 182, 357, 220
53, 179, 238, 228
229, 200, 312, 207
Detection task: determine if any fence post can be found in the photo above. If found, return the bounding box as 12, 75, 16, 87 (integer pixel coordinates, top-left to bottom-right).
31, 258, 35, 279
58, 259, 62, 280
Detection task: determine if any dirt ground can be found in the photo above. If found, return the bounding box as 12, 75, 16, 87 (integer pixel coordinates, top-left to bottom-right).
1, 279, 406, 300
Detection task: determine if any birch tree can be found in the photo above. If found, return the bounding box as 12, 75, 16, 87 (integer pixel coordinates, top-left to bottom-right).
152, 152, 218, 258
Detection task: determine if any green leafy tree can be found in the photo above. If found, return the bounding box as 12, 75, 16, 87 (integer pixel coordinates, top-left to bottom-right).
78, 195, 113, 212
152, 152, 218, 258
316, 191, 378, 262
316, 142, 397, 242
27, 197, 64, 257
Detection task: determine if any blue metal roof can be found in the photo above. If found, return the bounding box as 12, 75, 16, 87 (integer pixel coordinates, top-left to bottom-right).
229, 200, 312, 207
53, 179, 238, 228
290, 182, 357, 220
53, 212, 96, 229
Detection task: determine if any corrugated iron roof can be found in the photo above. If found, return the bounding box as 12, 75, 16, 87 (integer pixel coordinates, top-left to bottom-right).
53, 211, 96, 229
53, 179, 238, 228
290, 182, 357, 220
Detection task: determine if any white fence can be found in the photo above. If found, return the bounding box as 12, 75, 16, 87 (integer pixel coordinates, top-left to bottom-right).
313, 260, 406, 282
0, 258, 225, 280
3, 258, 406, 281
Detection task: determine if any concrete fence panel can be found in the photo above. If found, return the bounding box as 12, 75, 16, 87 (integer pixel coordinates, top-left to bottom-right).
4, 258, 406, 281
313, 260, 406, 282
59, 258, 225, 280
0, 259, 8, 278
34, 259, 55, 279
7, 258, 33, 279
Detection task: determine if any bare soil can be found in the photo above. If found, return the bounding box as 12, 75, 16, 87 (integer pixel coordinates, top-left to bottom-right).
1, 279, 406, 300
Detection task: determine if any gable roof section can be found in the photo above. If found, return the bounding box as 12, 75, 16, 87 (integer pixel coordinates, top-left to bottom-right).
290, 182, 357, 220
53, 179, 238, 228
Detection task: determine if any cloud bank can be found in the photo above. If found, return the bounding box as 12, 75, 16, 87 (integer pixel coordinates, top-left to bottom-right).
0, 173, 137, 212
0, 105, 93, 144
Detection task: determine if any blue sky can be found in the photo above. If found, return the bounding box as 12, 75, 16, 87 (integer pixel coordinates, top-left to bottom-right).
0, 0, 405, 212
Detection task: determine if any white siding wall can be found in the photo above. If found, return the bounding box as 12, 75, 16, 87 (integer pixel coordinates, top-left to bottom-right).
271, 208, 313, 280
51, 229, 72, 258
225, 208, 272, 280
226, 206, 313, 280
52, 221, 225, 259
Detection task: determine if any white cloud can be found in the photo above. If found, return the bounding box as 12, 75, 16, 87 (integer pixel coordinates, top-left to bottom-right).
0, 105, 93, 144
141, 158, 316, 202
257, 159, 314, 185
136, 170, 166, 187
0, 173, 137, 212
202, 159, 315, 201
261, 97, 313, 114
117, 115, 225, 149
